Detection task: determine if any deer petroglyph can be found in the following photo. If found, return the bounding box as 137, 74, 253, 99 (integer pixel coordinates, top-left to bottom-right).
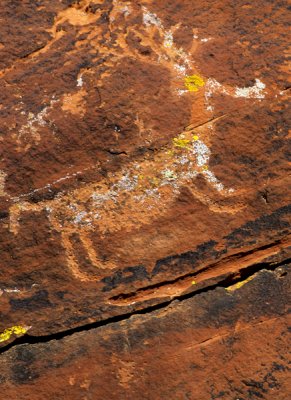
5, 3, 270, 282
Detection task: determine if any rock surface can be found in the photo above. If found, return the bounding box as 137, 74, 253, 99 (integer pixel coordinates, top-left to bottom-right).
0, 266, 290, 399
0, 0, 290, 398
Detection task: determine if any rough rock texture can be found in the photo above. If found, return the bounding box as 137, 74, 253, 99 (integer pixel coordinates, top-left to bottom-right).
0, 266, 290, 399
0, 0, 290, 398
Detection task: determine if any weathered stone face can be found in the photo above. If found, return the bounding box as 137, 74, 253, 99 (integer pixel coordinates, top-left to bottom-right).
0, 266, 290, 399
0, 0, 290, 397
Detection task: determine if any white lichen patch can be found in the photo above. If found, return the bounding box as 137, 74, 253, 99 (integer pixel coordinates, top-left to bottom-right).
175, 155, 190, 165
17, 97, 57, 150
204, 78, 224, 112
134, 188, 161, 203
111, 173, 138, 192
142, 7, 162, 28
161, 169, 178, 181
164, 30, 174, 48
174, 63, 187, 75
176, 48, 191, 68
206, 105, 214, 112
204, 77, 266, 113
205, 78, 228, 97
89, 173, 138, 212
202, 169, 225, 191
73, 211, 88, 224
125, 6, 131, 16
167, 125, 233, 193
142, 6, 192, 78
119, 5, 131, 17
191, 140, 210, 167
234, 79, 266, 99
92, 191, 118, 206
179, 168, 198, 181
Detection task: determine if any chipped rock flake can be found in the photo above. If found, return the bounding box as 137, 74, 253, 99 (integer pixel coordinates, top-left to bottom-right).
0, 170, 7, 196
121, 6, 131, 17
110, 1, 132, 22
177, 89, 188, 96
76, 75, 83, 87
0, 288, 21, 296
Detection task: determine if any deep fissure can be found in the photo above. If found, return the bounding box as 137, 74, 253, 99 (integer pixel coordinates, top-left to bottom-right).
0, 254, 289, 356
109, 239, 289, 303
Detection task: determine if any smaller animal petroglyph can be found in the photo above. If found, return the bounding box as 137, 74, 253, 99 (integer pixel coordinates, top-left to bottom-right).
9, 118, 241, 282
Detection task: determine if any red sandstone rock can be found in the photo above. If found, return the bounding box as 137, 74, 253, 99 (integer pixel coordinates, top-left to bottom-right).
0, 0, 290, 398
0, 266, 290, 399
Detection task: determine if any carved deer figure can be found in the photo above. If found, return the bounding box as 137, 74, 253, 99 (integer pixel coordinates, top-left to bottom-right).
6, 2, 268, 281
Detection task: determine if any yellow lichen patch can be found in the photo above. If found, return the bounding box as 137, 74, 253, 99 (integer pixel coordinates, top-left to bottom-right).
226, 275, 255, 292
149, 177, 160, 187
173, 137, 191, 149
0, 325, 30, 343
191, 280, 196, 285
192, 135, 199, 141
184, 75, 205, 92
